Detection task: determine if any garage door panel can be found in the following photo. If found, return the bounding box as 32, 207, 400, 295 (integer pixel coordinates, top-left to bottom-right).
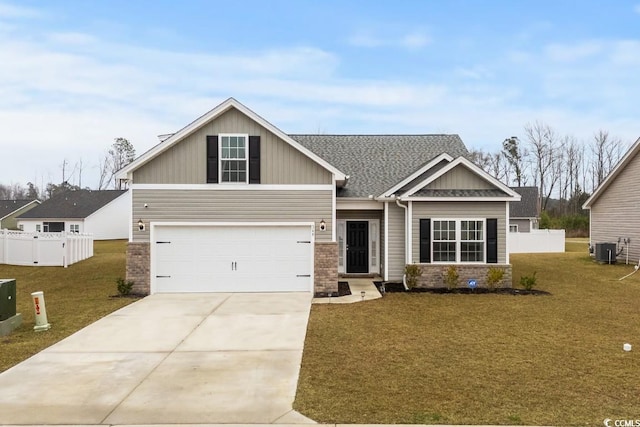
152, 225, 313, 293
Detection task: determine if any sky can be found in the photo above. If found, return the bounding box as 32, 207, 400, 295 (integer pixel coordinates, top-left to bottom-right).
1, 0, 639, 190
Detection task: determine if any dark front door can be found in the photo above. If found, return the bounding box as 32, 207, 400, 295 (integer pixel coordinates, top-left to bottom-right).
346, 221, 369, 273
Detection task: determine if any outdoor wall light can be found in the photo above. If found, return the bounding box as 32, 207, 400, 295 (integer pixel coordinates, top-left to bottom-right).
137, 219, 145, 231
361, 290, 366, 301
319, 219, 326, 231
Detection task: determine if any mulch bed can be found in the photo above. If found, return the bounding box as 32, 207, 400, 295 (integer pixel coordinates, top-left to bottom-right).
338, 281, 352, 296
376, 281, 550, 296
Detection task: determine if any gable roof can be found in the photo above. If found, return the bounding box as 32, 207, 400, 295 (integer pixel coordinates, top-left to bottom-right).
116, 97, 346, 183
17, 190, 126, 219
583, 136, 640, 209
291, 134, 469, 197
399, 156, 521, 201
0, 199, 40, 220
510, 186, 539, 218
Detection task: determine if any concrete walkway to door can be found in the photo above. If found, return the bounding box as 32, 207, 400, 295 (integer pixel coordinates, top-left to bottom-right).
0, 293, 315, 425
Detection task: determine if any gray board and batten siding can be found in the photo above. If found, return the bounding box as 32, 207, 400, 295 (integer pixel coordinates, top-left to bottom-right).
411, 201, 508, 264
132, 107, 332, 185
131, 189, 333, 243
590, 150, 640, 263
425, 165, 495, 190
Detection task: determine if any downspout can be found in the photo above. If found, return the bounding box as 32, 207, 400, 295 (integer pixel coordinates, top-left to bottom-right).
395, 198, 410, 290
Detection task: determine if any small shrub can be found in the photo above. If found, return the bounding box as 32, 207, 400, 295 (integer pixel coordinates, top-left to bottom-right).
444, 265, 459, 290
519, 272, 537, 291
404, 264, 422, 289
116, 277, 134, 296
486, 267, 505, 290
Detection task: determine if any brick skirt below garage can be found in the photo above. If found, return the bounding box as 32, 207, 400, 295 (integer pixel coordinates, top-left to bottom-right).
314, 242, 338, 296
126, 241, 337, 295
126, 242, 150, 294
415, 264, 513, 288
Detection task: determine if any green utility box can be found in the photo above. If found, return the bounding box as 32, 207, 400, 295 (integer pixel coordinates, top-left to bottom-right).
0, 279, 17, 321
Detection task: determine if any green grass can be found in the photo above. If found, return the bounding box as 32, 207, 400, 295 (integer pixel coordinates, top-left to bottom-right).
295, 242, 640, 425
0, 240, 135, 372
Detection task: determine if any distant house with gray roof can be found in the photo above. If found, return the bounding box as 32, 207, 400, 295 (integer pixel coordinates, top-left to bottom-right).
509, 186, 540, 232
115, 98, 521, 295
0, 199, 40, 230
17, 190, 130, 240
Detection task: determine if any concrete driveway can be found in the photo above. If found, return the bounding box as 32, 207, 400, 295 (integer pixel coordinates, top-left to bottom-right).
0, 293, 314, 425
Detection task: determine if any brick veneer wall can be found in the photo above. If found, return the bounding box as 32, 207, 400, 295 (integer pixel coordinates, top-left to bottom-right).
314, 242, 338, 296
126, 242, 150, 295
414, 264, 513, 288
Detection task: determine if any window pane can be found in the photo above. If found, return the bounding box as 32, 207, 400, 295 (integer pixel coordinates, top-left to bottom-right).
222, 171, 230, 182
238, 171, 246, 182
461, 242, 483, 262
230, 147, 237, 158
237, 147, 245, 159
433, 242, 456, 262
222, 146, 230, 159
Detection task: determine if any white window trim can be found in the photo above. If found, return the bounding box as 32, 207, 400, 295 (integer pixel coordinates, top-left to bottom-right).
431, 218, 486, 264
336, 219, 380, 274
219, 133, 249, 184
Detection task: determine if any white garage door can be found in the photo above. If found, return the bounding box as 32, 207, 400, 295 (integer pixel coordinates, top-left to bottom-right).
152, 224, 313, 293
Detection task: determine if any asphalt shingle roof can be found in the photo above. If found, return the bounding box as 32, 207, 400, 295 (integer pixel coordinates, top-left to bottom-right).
0, 200, 37, 219
291, 134, 469, 197
413, 189, 508, 198
509, 186, 539, 218
18, 190, 126, 219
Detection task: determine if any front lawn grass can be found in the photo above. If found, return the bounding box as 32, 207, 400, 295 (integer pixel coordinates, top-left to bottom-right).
0, 240, 135, 372
295, 242, 640, 425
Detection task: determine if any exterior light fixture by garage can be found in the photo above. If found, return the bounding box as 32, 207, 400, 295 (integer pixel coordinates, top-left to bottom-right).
137, 219, 145, 231
319, 219, 326, 231
361, 290, 366, 301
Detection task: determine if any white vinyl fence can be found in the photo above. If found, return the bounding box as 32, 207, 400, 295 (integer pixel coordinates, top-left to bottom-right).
0, 230, 93, 267
509, 229, 565, 253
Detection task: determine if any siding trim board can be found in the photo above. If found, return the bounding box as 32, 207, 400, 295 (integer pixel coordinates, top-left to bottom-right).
130, 184, 334, 191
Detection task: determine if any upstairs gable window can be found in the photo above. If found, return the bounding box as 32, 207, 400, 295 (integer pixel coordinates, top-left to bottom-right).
220, 134, 247, 183
207, 134, 260, 184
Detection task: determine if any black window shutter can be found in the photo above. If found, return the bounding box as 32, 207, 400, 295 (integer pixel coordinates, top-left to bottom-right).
487, 218, 498, 263
249, 136, 260, 184
206, 136, 218, 183
419, 218, 431, 263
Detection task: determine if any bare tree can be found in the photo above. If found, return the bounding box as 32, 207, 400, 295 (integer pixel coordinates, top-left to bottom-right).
589, 130, 625, 190
524, 121, 562, 211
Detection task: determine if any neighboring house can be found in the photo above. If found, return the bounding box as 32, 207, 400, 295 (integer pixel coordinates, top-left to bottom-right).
509, 186, 539, 232
0, 199, 40, 230
116, 98, 521, 295
17, 190, 130, 240
583, 136, 640, 262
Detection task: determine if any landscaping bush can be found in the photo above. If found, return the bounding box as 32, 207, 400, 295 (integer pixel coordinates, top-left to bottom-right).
519, 272, 537, 291
486, 267, 505, 290
404, 264, 422, 289
116, 277, 134, 296
444, 265, 459, 290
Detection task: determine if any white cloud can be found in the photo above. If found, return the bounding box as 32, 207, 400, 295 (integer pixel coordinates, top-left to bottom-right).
400, 32, 431, 49
544, 40, 604, 62
0, 2, 41, 18
348, 29, 431, 50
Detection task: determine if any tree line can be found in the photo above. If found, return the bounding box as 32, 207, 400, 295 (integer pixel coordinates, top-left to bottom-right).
0, 138, 136, 200
470, 121, 629, 216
